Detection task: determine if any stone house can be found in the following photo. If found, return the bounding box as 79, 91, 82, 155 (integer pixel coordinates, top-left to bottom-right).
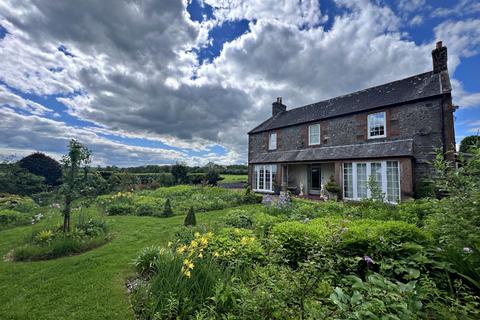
247, 42, 456, 202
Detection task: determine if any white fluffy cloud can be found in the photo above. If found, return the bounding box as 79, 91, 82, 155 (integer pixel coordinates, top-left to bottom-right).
0, 0, 479, 165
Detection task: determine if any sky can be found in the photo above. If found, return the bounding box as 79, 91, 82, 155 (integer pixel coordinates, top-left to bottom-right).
0, 0, 479, 167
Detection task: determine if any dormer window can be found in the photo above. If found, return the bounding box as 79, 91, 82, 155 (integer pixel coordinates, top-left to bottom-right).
269, 132, 277, 150
308, 124, 320, 145
367, 112, 386, 139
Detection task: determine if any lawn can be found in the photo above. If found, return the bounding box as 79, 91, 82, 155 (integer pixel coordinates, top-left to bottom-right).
219, 174, 247, 183
0, 204, 260, 320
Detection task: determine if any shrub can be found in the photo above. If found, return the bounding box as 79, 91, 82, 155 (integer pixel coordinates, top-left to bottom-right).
328, 274, 423, 319
133, 246, 163, 275
208, 228, 265, 270
184, 206, 196, 227
272, 218, 429, 266
0, 165, 47, 196
0, 209, 30, 228
136, 204, 160, 216
106, 203, 136, 215
162, 198, 173, 217
187, 173, 205, 184
242, 186, 263, 204
224, 209, 254, 229
19, 152, 62, 186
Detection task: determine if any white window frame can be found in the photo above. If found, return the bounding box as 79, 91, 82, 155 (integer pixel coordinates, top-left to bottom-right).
342, 160, 401, 203
367, 112, 387, 139
308, 124, 321, 145
253, 164, 277, 193
269, 132, 277, 150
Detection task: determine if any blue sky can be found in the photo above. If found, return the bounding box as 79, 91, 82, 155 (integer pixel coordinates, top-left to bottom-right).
0, 0, 479, 166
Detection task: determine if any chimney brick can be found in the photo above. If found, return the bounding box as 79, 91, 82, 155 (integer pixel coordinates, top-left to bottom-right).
432, 41, 448, 73
272, 97, 286, 116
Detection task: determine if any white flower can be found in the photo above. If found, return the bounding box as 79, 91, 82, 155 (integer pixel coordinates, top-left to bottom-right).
463, 247, 473, 254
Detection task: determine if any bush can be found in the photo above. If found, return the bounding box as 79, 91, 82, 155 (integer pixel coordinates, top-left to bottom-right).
0, 165, 47, 196
272, 218, 429, 266
162, 198, 173, 217
184, 206, 196, 226
224, 209, 254, 229
136, 204, 160, 216
0, 209, 31, 228
131, 250, 226, 319
106, 203, 136, 215
19, 152, 62, 186
328, 274, 422, 319
242, 186, 263, 204
133, 246, 163, 275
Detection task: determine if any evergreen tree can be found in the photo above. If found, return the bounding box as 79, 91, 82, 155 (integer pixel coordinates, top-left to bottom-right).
162, 198, 173, 218
19, 152, 62, 186
184, 206, 196, 226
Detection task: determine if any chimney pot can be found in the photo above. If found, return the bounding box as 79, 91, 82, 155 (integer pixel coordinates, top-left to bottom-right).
272, 97, 286, 117
432, 41, 448, 73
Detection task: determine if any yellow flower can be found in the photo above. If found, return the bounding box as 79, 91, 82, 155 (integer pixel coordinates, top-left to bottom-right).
184, 270, 191, 278
177, 245, 187, 254
194, 232, 201, 238
200, 237, 208, 246
213, 251, 220, 257
240, 236, 248, 245
190, 240, 199, 248
198, 253, 203, 258
167, 241, 172, 247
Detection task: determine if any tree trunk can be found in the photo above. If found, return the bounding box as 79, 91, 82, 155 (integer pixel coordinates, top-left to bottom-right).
63, 195, 71, 232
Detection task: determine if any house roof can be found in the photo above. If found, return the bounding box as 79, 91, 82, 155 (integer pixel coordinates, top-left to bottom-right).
249, 71, 446, 134
249, 139, 413, 164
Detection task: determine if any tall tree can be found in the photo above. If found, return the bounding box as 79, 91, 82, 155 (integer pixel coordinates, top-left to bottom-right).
61, 140, 91, 232
19, 152, 62, 186
460, 135, 480, 154
171, 162, 188, 184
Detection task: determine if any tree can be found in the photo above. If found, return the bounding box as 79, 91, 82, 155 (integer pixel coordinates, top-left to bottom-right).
460, 135, 480, 154
162, 198, 173, 218
0, 164, 47, 196
184, 206, 196, 226
19, 152, 62, 186
61, 140, 91, 232
171, 162, 188, 184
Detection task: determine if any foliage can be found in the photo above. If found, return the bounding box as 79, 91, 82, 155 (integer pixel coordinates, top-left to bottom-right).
459, 135, 480, 154
61, 139, 91, 232
133, 246, 163, 275
324, 175, 340, 194
136, 203, 160, 217
161, 198, 173, 217
171, 162, 188, 184
184, 206, 196, 226
19, 152, 62, 186
329, 274, 422, 319
242, 186, 263, 204
0, 164, 47, 196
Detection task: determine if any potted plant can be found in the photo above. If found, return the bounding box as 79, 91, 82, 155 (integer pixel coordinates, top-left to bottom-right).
324, 175, 340, 201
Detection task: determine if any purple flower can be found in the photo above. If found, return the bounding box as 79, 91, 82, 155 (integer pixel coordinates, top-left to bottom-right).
363, 256, 375, 266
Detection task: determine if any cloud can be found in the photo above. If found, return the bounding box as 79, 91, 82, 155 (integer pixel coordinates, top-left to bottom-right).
431, 0, 480, 18
0, 0, 479, 166
451, 79, 480, 109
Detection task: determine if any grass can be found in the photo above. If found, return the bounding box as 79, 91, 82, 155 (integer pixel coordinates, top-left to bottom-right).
0, 204, 261, 320
220, 174, 247, 183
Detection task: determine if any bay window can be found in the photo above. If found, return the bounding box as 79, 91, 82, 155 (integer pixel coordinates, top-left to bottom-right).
343, 161, 400, 203
253, 164, 277, 192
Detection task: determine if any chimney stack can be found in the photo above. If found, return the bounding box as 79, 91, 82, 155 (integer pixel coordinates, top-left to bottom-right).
272, 97, 286, 116
432, 41, 448, 73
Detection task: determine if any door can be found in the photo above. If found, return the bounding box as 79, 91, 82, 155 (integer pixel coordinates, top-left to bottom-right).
309, 166, 321, 195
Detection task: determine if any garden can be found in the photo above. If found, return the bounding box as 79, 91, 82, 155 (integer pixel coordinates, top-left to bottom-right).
0, 140, 479, 319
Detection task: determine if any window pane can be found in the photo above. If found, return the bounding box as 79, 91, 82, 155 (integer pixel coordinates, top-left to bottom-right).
265, 166, 271, 191
269, 133, 277, 150
309, 124, 320, 145
259, 166, 264, 190
343, 163, 353, 198
356, 163, 368, 198
253, 166, 258, 190
368, 112, 386, 138
370, 162, 382, 190
386, 161, 400, 202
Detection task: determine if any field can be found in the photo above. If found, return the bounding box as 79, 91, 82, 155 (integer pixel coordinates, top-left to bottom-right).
0, 204, 258, 319
219, 174, 247, 183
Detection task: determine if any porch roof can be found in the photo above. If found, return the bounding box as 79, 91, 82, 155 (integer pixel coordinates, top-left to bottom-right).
249, 139, 413, 164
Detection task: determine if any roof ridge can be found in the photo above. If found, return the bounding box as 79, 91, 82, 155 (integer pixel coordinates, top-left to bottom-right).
288, 71, 434, 113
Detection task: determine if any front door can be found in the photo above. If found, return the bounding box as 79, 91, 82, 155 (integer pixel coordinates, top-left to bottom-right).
309, 166, 321, 195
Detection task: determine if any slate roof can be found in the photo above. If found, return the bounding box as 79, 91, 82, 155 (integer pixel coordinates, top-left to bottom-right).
249, 71, 445, 134
249, 139, 413, 164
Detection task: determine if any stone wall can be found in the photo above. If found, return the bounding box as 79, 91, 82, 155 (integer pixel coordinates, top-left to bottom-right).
249, 97, 450, 195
